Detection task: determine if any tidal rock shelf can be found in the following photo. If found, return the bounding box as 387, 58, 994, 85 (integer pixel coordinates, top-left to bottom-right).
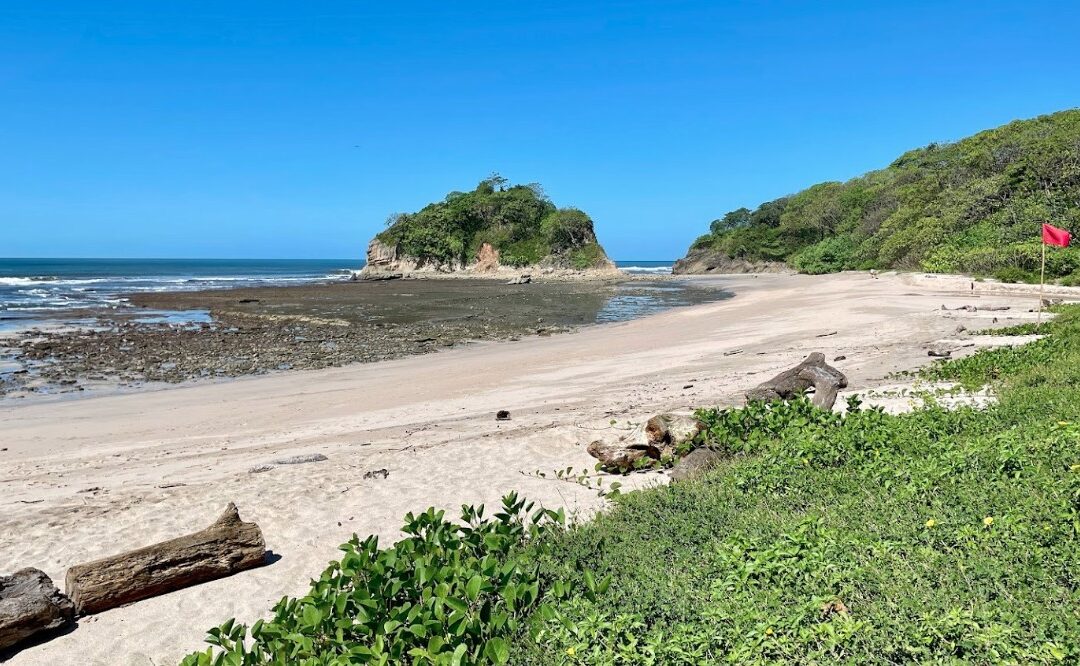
0, 277, 730, 400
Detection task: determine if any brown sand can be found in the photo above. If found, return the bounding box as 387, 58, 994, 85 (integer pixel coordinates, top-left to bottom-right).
0, 272, 1069, 665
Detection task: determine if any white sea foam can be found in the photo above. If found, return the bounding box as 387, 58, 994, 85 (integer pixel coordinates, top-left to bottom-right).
619, 265, 674, 275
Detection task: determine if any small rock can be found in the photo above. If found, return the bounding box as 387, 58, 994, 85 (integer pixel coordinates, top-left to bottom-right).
248, 464, 275, 474
669, 448, 723, 482
682, 384, 693, 389
496, 410, 511, 421
833, 355, 846, 361
927, 349, 952, 358
363, 469, 389, 480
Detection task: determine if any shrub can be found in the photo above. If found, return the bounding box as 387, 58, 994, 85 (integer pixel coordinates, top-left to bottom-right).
789, 236, 857, 274
993, 266, 1036, 283
568, 243, 607, 270
181, 494, 566, 666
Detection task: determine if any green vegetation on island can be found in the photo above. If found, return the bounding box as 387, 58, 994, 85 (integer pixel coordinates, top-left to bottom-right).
184, 306, 1080, 664
372, 175, 612, 271
686, 109, 1080, 281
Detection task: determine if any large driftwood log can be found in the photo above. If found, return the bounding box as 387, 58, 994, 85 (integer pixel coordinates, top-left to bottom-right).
644, 413, 703, 450
586, 439, 659, 471
65, 503, 266, 615
589, 413, 703, 471
0, 568, 74, 652
746, 352, 848, 410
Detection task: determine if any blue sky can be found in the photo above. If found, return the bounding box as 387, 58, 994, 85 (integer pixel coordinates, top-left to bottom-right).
2, 1, 1079, 260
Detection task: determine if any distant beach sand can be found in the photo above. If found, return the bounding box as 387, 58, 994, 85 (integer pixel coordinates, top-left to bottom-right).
0, 272, 1068, 665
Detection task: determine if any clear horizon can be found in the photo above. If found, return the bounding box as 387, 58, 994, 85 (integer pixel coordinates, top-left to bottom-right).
3, 1, 1079, 260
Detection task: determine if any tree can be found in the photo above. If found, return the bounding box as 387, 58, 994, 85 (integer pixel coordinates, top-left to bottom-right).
710, 208, 752, 235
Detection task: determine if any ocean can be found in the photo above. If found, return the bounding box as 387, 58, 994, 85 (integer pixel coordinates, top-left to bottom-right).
0, 258, 675, 329
615, 260, 676, 275
0, 258, 361, 330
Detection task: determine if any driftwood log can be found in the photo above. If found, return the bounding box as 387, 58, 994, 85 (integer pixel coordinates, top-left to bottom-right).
746, 352, 848, 410
0, 568, 74, 652
588, 412, 703, 471
65, 503, 266, 615
586, 439, 658, 471
644, 413, 703, 452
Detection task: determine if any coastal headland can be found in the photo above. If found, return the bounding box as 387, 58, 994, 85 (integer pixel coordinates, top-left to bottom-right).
1, 271, 1069, 665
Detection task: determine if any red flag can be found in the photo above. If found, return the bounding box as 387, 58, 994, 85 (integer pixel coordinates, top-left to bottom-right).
1042, 223, 1071, 247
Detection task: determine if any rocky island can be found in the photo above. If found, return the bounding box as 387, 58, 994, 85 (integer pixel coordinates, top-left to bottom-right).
361, 175, 617, 278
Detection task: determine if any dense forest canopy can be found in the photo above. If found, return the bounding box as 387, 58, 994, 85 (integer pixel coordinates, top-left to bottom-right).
376, 175, 609, 269
690, 109, 1080, 282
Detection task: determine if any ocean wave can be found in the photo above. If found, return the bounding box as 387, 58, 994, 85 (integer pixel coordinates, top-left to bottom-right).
2, 277, 112, 286
0, 275, 64, 285
619, 265, 673, 274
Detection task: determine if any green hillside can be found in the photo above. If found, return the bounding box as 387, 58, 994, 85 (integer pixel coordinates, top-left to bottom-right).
688, 109, 1080, 281
375, 175, 611, 270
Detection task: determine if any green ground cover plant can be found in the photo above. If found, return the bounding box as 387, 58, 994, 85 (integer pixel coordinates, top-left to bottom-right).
184, 308, 1080, 664
517, 308, 1080, 664
181, 494, 575, 666
686, 109, 1080, 280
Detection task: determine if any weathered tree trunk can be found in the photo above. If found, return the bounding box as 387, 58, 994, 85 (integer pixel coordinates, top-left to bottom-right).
65, 503, 266, 615
0, 568, 75, 652
586, 439, 659, 471
589, 413, 703, 471
644, 413, 703, 447
746, 352, 848, 410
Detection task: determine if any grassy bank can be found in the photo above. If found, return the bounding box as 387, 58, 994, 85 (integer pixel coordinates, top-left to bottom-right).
184, 308, 1080, 665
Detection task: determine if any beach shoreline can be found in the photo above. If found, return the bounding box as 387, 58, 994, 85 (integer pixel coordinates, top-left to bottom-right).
0, 271, 1072, 665
0, 273, 721, 402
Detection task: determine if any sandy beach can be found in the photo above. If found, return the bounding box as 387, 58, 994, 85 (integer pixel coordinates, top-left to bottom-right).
0, 271, 1066, 665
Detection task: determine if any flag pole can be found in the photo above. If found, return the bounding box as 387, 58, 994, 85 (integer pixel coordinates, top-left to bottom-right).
1038, 238, 1046, 329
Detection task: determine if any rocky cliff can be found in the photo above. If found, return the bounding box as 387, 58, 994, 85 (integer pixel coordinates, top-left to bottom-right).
672, 248, 789, 275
